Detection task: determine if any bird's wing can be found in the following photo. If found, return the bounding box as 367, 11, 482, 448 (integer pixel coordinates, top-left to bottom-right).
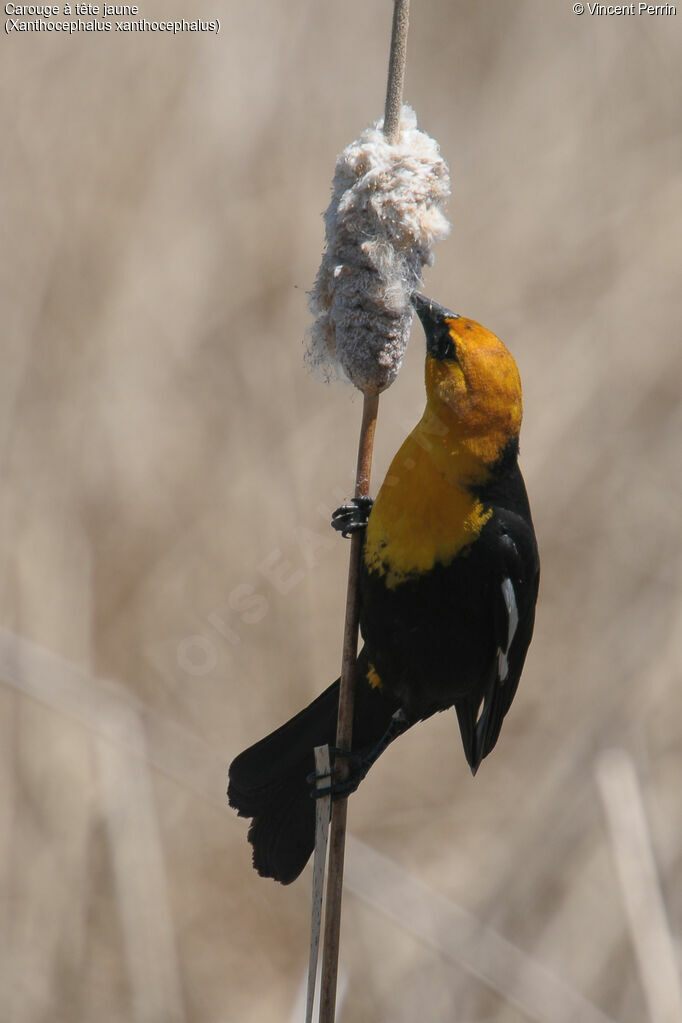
456, 507, 539, 773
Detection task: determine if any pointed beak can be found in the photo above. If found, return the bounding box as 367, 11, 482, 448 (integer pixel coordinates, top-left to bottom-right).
411, 293, 460, 359
411, 293, 459, 329
411, 292, 432, 326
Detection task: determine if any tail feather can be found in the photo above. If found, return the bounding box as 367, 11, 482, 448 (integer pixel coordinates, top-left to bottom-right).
228, 680, 340, 884
228, 669, 399, 884
229, 681, 340, 796
246, 778, 316, 884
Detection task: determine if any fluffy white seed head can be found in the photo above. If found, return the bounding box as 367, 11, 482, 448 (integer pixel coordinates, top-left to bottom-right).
306, 105, 451, 395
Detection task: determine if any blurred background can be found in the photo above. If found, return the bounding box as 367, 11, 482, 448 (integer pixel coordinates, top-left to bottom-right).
1, 1, 681, 1020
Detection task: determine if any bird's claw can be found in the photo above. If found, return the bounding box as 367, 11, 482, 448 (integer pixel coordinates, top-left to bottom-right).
331, 496, 374, 538
307, 747, 368, 800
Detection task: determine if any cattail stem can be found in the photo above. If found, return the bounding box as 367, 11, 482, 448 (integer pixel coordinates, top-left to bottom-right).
318, 393, 378, 1022
318, 5, 410, 1021
383, 0, 410, 144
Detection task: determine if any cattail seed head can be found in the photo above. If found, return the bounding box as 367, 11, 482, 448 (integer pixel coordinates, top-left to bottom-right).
307, 106, 451, 395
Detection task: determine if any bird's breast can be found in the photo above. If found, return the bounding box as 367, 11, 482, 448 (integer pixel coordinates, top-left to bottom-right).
363, 432, 492, 590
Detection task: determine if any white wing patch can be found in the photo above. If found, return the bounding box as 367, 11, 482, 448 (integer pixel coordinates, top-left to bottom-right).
497, 577, 519, 682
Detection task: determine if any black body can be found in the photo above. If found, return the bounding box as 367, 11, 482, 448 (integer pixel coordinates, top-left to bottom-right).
228, 297, 539, 883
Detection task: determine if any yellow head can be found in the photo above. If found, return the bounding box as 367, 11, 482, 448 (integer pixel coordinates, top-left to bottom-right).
412, 294, 523, 472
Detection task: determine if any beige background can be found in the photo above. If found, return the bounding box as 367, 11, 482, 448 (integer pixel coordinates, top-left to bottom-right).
1, 1, 681, 1021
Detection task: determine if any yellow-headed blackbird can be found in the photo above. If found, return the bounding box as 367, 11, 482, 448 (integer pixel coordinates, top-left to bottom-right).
228, 294, 539, 884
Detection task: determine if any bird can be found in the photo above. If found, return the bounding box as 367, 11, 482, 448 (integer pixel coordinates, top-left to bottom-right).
227, 293, 540, 884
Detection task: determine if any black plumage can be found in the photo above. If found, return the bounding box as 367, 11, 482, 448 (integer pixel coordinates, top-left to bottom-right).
228, 295, 539, 883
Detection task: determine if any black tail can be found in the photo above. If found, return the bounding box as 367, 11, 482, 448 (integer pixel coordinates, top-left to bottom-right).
228, 667, 399, 884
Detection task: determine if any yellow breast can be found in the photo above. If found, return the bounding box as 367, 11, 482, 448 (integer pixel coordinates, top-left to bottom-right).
363, 429, 492, 589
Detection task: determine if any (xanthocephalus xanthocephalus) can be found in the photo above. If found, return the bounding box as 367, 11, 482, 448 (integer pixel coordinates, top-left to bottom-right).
228, 294, 540, 883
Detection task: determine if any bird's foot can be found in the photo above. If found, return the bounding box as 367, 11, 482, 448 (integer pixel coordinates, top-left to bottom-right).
307, 709, 411, 799
307, 747, 369, 800
331, 496, 374, 538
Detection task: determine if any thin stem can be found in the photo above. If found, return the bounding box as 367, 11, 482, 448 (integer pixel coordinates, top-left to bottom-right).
318, 393, 378, 1023
318, 4, 409, 1019
383, 0, 410, 143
